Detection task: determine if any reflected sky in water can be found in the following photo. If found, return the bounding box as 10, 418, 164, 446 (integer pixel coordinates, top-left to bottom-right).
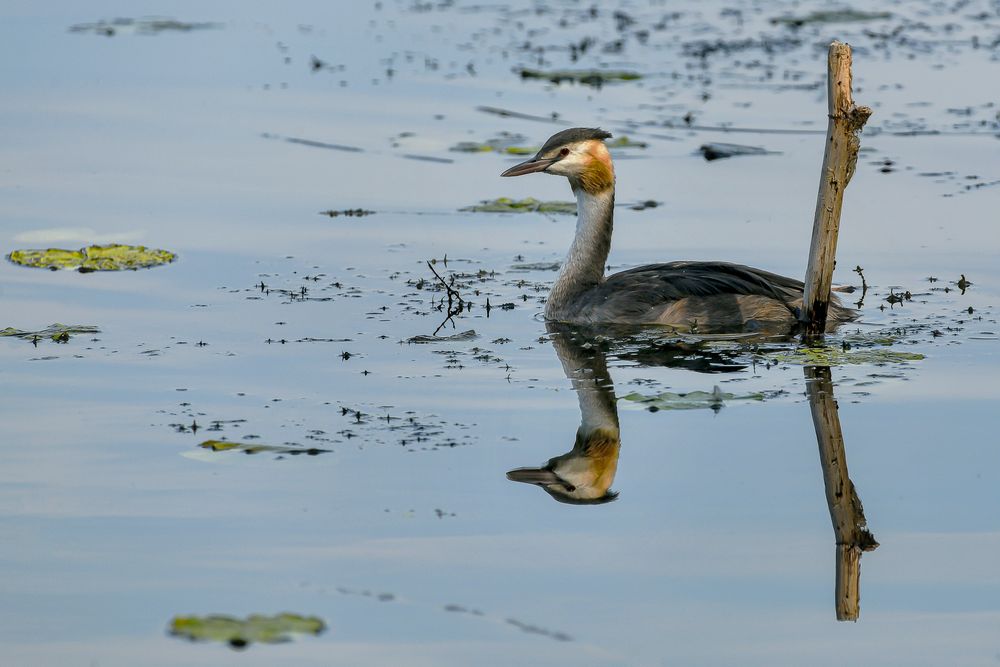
2, 1, 999, 665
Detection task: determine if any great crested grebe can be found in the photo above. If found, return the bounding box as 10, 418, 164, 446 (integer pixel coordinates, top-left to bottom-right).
500, 128, 854, 332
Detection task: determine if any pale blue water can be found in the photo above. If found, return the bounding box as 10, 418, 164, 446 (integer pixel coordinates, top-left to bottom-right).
2, 1, 999, 665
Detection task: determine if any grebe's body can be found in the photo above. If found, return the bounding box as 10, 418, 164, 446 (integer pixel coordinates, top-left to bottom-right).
501, 128, 854, 332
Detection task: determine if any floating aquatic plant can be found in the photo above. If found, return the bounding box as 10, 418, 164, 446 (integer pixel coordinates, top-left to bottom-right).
7, 244, 176, 272
764, 347, 925, 366
461, 197, 576, 214
450, 132, 531, 154
621, 387, 768, 411
607, 136, 648, 149
0, 323, 99, 342
406, 330, 478, 344
198, 440, 329, 456
168, 613, 325, 649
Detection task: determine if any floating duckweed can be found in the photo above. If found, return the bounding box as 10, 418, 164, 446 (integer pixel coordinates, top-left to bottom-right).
168, 613, 325, 649
461, 197, 576, 214
7, 244, 176, 272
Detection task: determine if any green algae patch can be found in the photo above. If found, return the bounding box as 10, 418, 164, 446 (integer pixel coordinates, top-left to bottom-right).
169, 613, 326, 649
765, 347, 925, 366
622, 387, 767, 411
7, 244, 176, 272
198, 439, 330, 456
461, 197, 576, 215
771, 10, 891, 27
518, 68, 641, 87
1, 323, 99, 343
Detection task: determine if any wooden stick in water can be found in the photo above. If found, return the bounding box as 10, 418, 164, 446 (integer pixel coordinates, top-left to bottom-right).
801, 42, 872, 334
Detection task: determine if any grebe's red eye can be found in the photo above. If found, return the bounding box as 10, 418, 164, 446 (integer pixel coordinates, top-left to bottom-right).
560, 147, 570, 156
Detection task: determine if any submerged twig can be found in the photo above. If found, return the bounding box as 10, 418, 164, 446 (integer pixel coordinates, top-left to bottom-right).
426, 261, 469, 335
853, 265, 869, 308
426, 261, 466, 306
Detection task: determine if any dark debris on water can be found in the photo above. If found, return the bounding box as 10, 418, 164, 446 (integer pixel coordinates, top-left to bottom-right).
320, 208, 375, 217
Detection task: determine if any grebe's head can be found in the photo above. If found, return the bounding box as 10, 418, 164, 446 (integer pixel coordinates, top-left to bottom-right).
500, 127, 615, 195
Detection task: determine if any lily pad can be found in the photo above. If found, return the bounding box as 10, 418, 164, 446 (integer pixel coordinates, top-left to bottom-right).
198, 439, 329, 456
1, 323, 99, 342
622, 386, 766, 411
461, 197, 576, 214
771, 10, 891, 27
7, 244, 176, 272
168, 613, 325, 649
518, 68, 641, 87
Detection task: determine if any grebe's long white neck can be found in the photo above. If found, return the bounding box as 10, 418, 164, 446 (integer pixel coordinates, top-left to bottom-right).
546, 186, 615, 319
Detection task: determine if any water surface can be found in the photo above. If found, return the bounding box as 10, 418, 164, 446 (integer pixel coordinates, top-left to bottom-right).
2, 1, 999, 665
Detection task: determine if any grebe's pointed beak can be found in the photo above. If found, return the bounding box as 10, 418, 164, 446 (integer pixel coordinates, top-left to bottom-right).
500, 156, 558, 177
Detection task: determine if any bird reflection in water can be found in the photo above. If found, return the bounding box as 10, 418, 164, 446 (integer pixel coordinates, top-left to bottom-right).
508, 324, 878, 620
506, 324, 623, 504
507, 323, 745, 504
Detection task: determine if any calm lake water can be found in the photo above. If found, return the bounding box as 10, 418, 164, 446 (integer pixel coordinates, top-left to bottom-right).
2, 1, 999, 665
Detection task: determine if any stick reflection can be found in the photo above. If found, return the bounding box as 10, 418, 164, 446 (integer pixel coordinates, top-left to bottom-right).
805, 365, 879, 621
